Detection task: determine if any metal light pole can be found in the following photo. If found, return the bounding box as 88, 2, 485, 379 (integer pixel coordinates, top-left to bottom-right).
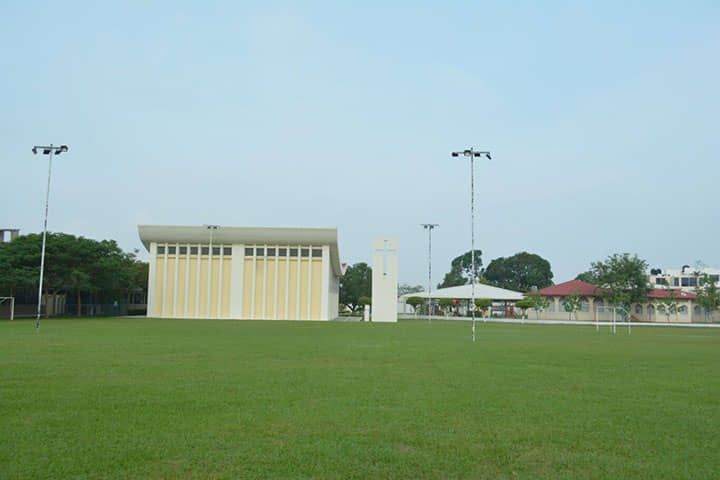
32, 144, 69, 331
451, 148, 491, 342
421, 224, 438, 322
204, 224, 219, 317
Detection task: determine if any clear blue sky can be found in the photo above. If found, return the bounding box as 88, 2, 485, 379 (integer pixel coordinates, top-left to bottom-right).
2, 1, 718, 286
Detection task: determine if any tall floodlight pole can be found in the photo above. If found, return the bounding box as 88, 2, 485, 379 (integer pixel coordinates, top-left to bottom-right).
205, 224, 219, 318
32, 144, 69, 331
421, 224, 439, 322
451, 148, 491, 342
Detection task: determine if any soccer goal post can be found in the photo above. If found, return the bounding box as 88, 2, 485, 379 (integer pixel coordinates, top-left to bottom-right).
0, 297, 15, 320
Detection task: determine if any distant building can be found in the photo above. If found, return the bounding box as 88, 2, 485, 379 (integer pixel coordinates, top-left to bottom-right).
0, 229, 20, 243
648, 266, 720, 292
535, 279, 701, 323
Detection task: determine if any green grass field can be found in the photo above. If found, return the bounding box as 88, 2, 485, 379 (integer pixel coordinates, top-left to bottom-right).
1, 319, 719, 479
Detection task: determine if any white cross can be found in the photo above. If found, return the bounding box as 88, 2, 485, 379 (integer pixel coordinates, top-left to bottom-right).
374, 240, 396, 277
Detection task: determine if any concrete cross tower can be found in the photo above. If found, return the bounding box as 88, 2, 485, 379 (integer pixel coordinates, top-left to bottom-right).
371, 238, 398, 322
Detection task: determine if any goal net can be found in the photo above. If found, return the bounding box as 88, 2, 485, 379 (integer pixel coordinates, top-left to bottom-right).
0, 297, 15, 320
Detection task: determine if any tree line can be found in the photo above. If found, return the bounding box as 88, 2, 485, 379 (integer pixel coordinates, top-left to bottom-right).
437, 249, 554, 292
0, 233, 148, 315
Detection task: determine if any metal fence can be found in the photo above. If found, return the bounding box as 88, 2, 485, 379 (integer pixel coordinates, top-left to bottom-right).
1, 303, 147, 319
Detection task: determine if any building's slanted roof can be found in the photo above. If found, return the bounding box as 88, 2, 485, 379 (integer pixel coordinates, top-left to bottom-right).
538, 279, 601, 297
399, 283, 523, 302
540, 280, 699, 301
647, 289, 697, 300
138, 224, 343, 277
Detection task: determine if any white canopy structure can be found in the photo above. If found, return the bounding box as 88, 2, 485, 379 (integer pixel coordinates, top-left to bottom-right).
399, 283, 523, 302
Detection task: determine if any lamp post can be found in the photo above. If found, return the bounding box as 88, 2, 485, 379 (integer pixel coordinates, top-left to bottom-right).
204, 224, 219, 317
451, 148, 491, 342
421, 224, 438, 322
32, 144, 69, 331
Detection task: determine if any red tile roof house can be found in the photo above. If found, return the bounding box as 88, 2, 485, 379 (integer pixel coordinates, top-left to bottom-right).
534, 279, 700, 323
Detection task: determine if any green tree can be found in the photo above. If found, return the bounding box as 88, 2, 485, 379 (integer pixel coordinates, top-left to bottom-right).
398, 284, 424, 296
528, 294, 549, 320
438, 298, 455, 315
575, 271, 598, 284
0, 232, 148, 315
339, 263, 372, 312
405, 296, 424, 315
562, 293, 581, 321
484, 251, 554, 292
515, 298, 534, 319
474, 298, 492, 317
695, 274, 720, 322
438, 250, 483, 288
591, 253, 650, 318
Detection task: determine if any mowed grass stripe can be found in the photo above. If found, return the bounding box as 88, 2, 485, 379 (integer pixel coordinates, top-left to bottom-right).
1, 319, 718, 479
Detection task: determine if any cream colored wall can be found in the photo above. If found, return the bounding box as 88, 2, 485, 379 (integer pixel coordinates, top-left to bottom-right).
198, 258, 208, 318
187, 259, 197, 316
149, 243, 337, 320
152, 255, 164, 317
176, 257, 186, 317
531, 296, 698, 323
221, 259, 231, 317
150, 244, 232, 319
298, 260, 309, 319
310, 259, 322, 319
287, 260, 299, 319
242, 258, 254, 318
276, 258, 288, 320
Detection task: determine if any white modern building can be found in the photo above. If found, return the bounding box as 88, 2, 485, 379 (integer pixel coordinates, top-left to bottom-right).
138, 225, 342, 320
648, 266, 720, 292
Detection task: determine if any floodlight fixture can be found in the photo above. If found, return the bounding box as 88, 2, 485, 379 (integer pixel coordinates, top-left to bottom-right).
33, 145, 69, 156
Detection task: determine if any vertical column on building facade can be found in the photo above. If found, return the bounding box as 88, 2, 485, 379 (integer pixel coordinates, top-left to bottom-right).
262, 244, 268, 319
321, 245, 329, 320
172, 243, 179, 317
206, 245, 213, 318
250, 248, 257, 320
217, 244, 224, 318
195, 243, 202, 318
147, 242, 157, 316
229, 244, 244, 319
161, 243, 168, 318
183, 244, 190, 317
296, 245, 302, 319
273, 245, 279, 319
307, 245, 313, 320
285, 247, 290, 320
